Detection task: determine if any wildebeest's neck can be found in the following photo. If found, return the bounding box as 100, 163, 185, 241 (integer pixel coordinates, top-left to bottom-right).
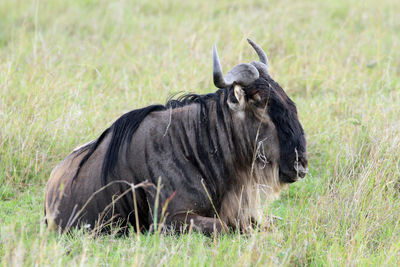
175, 89, 258, 167
160, 88, 260, 169
159, 90, 260, 190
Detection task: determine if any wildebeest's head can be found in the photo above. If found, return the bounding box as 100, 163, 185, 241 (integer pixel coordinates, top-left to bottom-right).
213, 39, 308, 183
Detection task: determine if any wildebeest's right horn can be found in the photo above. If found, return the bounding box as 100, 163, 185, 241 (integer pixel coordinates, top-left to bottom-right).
247, 39, 269, 76
213, 44, 259, 88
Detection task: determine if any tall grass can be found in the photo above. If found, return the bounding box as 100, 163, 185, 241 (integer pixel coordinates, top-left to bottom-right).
1, 0, 400, 265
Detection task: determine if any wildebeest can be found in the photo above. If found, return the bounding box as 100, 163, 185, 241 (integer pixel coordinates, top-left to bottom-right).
44, 39, 308, 234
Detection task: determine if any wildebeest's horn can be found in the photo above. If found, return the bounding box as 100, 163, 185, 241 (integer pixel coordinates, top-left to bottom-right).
213, 44, 230, 88
223, 63, 259, 86
247, 39, 268, 66
247, 39, 269, 76
213, 44, 260, 88
250, 61, 269, 78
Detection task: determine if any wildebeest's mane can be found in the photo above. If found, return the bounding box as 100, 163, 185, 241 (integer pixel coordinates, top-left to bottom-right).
72, 89, 228, 186
165, 90, 224, 108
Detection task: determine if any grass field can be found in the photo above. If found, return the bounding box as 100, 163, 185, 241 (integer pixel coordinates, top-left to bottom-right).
1, 0, 400, 265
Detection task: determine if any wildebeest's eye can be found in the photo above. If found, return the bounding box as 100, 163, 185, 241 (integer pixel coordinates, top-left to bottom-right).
249, 94, 268, 110
250, 93, 262, 102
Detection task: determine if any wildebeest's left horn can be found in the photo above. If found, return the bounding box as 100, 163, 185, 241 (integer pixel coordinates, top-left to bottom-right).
247, 39, 268, 65
247, 39, 269, 76
213, 44, 259, 88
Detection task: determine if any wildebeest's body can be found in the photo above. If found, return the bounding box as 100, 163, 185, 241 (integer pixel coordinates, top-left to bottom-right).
45, 40, 307, 234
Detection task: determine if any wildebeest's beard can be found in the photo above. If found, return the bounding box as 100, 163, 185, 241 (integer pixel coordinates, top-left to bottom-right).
244, 77, 308, 183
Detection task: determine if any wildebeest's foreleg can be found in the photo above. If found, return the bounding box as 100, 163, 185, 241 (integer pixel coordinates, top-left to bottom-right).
168, 213, 228, 235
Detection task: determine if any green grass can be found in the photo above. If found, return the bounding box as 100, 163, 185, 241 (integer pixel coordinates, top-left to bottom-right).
1, 0, 400, 265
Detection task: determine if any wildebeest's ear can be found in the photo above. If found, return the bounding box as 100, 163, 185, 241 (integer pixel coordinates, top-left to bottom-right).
227, 84, 246, 112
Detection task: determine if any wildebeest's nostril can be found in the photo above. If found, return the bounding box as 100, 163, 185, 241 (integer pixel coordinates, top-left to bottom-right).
294, 162, 308, 178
